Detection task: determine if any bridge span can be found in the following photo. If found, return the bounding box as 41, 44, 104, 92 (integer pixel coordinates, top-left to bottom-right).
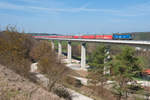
35, 37, 150, 69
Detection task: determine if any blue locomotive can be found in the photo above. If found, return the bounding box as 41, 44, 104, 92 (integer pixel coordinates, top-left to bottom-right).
112, 33, 133, 40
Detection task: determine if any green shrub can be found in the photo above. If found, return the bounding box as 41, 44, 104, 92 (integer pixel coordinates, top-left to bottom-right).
53, 87, 72, 100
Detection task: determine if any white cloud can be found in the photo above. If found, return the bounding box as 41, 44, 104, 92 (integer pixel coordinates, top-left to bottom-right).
0, 2, 26, 10
0, 1, 150, 17
15, 0, 42, 3
0, 1, 119, 13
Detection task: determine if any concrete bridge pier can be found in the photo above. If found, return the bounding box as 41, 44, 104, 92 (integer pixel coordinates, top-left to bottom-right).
51, 40, 55, 50
58, 41, 62, 59
104, 49, 110, 74
67, 41, 72, 63
81, 42, 86, 69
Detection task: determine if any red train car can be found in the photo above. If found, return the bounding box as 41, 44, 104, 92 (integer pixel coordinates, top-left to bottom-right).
73, 36, 80, 39
95, 35, 104, 39
32, 34, 113, 40
103, 35, 113, 40
81, 35, 96, 39
95, 35, 112, 40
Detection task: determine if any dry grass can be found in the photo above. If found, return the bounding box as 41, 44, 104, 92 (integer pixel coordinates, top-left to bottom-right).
0, 64, 64, 100
0, 27, 35, 77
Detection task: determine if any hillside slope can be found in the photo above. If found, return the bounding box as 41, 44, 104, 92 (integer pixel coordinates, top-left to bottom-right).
0, 64, 64, 100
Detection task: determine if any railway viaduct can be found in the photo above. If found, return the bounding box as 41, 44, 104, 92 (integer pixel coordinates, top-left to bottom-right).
35, 37, 150, 69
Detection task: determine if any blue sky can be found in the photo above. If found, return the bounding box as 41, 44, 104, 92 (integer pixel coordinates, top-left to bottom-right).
0, 0, 150, 34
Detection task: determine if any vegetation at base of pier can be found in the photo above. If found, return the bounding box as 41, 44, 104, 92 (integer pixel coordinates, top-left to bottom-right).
110, 46, 143, 100
86, 44, 150, 100
88, 45, 110, 97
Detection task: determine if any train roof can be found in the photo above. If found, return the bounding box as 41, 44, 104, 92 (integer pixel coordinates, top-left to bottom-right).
27, 33, 63, 36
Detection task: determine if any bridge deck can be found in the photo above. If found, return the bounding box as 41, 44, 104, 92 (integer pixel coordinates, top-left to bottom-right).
35, 38, 150, 45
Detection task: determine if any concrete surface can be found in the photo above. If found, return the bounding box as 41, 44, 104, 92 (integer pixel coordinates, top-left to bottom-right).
69, 89, 93, 100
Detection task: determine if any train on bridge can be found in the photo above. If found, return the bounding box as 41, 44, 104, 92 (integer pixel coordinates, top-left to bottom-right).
32, 33, 134, 40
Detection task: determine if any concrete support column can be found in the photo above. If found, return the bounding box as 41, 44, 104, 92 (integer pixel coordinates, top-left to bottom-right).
104, 49, 110, 74
58, 41, 62, 58
51, 40, 54, 50
67, 41, 72, 63
81, 42, 86, 69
